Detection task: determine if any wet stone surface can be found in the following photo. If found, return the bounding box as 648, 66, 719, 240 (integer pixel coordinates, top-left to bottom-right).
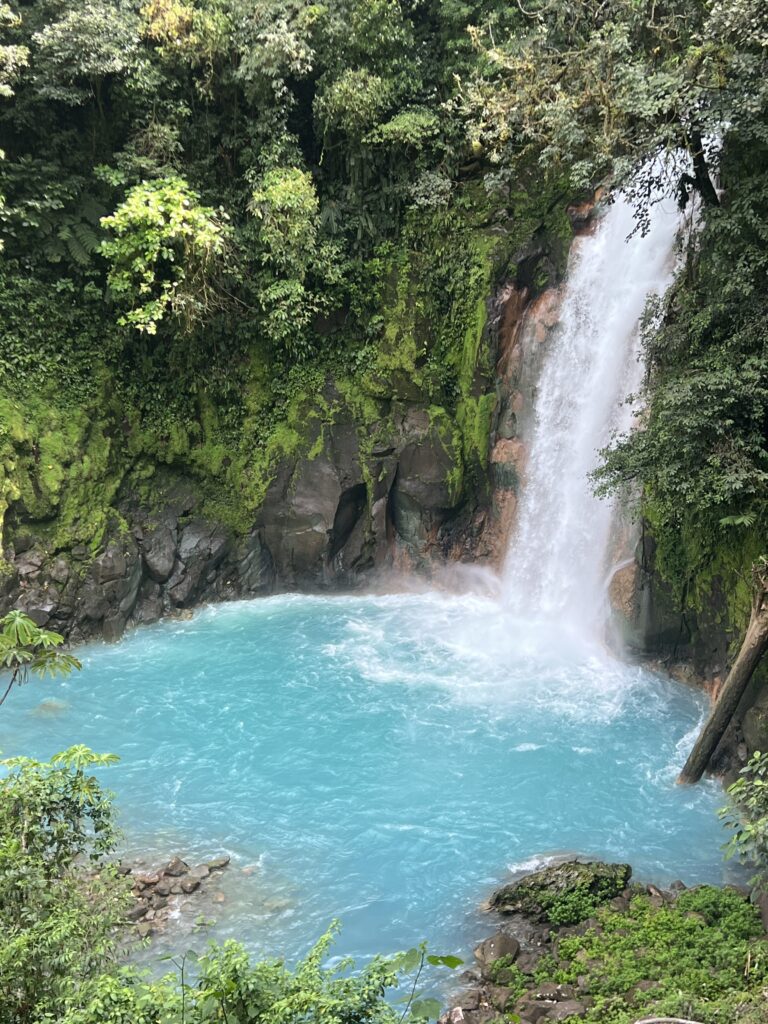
121, 853, 231, 939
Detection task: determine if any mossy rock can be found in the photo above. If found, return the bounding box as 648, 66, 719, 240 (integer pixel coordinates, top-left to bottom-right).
490, 860, 632, 925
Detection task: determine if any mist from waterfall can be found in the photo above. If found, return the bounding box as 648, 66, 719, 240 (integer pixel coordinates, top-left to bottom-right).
502, 192, 683, 638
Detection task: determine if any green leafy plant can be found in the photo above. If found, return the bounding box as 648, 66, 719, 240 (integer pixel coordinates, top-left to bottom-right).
0, 746, 127, 1024
0, 609, 81, 707
721, 750, 768, 887
101, 176, 232, 334
545, 888, 768, 1024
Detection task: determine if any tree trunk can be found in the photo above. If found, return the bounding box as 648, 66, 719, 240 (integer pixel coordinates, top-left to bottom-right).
690, 131, 720, 208
679, 565, 768, 786
678, 563, 768, 785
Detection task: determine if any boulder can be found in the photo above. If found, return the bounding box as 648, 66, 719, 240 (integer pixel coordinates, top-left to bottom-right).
142, 525, 177, 583
208, 854, 231, 870
455, 990, 482, 1011
164, 856, 189, 877
545, 1000, 587, 1020
126, 901, 149, 921
474, 932, 520, 967
486, 985, 513, 1011
490, 860, 632, 925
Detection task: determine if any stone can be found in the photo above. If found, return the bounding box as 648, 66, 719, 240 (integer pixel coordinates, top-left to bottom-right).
607, 895, 629, 913
133, 579, 163, 625
490, 860, 632, 924
136, 921, 154, 939
515, 1001, 552, 1024
189, 864, 210, 880
545, 1000, 587, 1020
474, 932, 520, 967
208, 854, 231, 870
515, 952, 540, 974
455, 990, 482, 1011
126, 902, 148, 921
181, 876, 201, 894
462, 1012, 497, 1024
16, 549, 45, 576
151, 894, 169, 910
135, 873, 161, 887
91, 544, 128, 585
238, 532, 275, 593
170, 882, 184, 895
142, 525, 177, 583
154, 878, 173, 897
533, 983, 560, 1002
164, 856, 189, 876
48, 557, 71, 584
486, 985, 513, 1011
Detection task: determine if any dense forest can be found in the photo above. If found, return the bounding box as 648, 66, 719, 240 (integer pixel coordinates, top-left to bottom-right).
3, 4, 768, 1023
1, 0, 766, 648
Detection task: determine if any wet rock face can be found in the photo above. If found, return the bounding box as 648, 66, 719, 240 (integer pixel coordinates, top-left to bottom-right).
1, 247, 578, 640
257, 406, 474, 588
0, 398, 478, 639
3, 485, 276, 643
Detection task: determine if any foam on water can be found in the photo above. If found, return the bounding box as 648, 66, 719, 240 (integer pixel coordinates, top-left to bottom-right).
0, 592, 727, 966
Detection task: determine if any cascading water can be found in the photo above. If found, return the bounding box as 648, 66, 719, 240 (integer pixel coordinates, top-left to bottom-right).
503, 192, 682, 638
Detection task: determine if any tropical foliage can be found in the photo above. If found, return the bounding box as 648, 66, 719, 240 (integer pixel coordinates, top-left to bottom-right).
722, 749, 768, 887
0, 743, 458, 1024
0, 609, 80, 707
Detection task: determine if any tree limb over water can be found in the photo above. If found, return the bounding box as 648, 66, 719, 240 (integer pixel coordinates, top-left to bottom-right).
679, 560, 768, 784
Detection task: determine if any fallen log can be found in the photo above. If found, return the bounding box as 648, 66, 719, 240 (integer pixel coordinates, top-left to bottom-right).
679, 559, 768, 785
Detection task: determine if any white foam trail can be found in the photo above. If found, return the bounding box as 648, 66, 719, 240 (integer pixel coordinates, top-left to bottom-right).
502, 192, 682, 639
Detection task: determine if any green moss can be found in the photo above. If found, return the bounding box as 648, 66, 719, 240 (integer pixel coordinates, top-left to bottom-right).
492, 861, 632, 926
646, 495, 762, 648
457, 394, 495, 473
0, 174, 574, 554
0, 391, 126, 553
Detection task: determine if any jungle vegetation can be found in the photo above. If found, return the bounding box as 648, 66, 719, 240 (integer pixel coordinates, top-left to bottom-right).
0, 0, 765, 621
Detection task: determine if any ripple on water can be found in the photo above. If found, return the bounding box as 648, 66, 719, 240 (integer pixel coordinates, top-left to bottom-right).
0, 591, 728, 966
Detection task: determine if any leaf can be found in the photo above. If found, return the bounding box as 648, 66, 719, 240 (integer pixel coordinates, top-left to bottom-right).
393, 948, 423, 973
426, 954, 463, 969
409, 997, 442, 1020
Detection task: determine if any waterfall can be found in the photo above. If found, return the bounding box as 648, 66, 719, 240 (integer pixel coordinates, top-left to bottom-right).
502, 191, 682, 639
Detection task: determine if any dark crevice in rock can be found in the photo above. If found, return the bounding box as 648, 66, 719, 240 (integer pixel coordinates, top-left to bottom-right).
327, 483, 367, 560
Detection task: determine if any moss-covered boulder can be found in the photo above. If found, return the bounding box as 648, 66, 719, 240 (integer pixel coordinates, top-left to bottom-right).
490, 860, 632, 925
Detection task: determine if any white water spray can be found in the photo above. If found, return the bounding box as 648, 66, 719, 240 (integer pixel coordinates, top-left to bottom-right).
502, 192, 682, 638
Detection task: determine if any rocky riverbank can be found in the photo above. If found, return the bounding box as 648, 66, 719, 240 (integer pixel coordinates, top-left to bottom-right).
121, 852, 231, 940
441, 859, 768, 1024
